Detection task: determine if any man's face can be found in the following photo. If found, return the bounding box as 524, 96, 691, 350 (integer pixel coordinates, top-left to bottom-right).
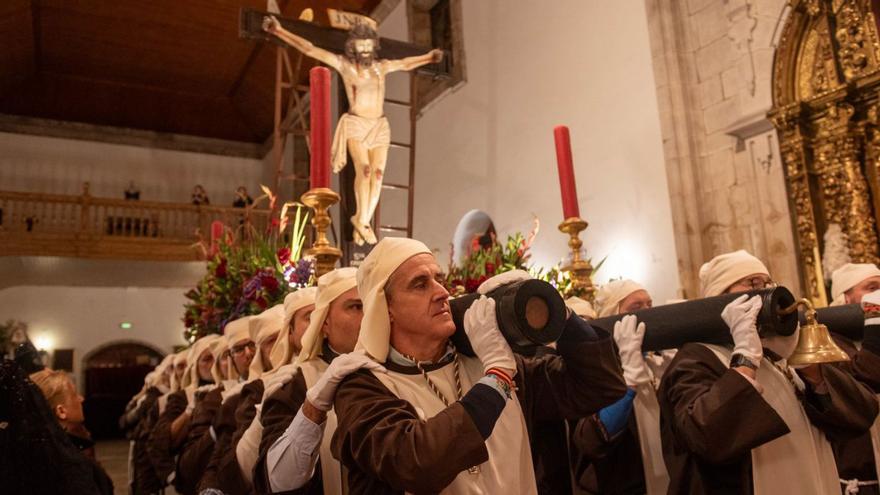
387, 254, 455, 344
323, 288, 363, 353
354, 39, 375, 65
197, 349, 214, 383
618, 290, 653, 314
230, 338, 256, 377
174, 360, 187, 383
725, 273, 774, 294
290, 304, 316, 354
260, 331, 280, 371
846, 276, 880, 304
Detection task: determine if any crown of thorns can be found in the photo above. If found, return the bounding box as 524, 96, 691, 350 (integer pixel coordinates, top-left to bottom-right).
344, 22, 380, 59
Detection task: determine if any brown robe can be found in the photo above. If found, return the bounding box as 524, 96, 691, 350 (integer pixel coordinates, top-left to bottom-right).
254, 370, 323, 495
146, 389, 187, 487
331, 333, 626, 494
658, 343, 879, 495
174, 387, 223, 495
213, 379, 266, 495
197, 390, 245, 492
833, 331, 880, 495
131, 391, 163, 494
570, 411, 645, 494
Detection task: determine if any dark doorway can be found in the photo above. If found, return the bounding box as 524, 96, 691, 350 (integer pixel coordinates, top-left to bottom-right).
83, 342, 164, 439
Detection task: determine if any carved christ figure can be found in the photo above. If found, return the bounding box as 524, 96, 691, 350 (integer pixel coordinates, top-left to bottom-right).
264, 17, 443, 245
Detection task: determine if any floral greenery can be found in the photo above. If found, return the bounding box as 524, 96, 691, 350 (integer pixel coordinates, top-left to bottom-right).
444, 218, 602, 297
183, 192, 314, 342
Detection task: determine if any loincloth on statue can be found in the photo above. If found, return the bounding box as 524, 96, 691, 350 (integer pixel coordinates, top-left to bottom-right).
331, 113, 391, 172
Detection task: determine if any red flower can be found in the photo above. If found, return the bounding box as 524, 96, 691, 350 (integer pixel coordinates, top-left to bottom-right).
215, 258, 228, 278
465, 275, 489, 294
261, 273, 280, 293
277, 247, 291, 266
485, 262, 496, 275
255, 296, 269, 309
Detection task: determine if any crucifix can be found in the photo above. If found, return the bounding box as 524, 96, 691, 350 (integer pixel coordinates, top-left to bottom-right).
240, 8, 447, 246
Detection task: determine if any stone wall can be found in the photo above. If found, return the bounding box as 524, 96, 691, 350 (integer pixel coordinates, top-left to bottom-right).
645, 0, 802, 298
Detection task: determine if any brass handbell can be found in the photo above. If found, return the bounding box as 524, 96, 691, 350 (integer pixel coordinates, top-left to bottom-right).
782, 299, 850, 366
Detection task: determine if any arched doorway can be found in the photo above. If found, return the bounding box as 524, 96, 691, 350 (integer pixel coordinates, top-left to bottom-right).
769, 0, 880, 305
82, 341, 164, 439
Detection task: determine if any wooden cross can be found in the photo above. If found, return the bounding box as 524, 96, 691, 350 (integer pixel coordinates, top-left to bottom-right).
238, 7, 450, 77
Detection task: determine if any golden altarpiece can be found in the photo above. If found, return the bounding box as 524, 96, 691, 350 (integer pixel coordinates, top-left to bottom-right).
769, 0, 880, 305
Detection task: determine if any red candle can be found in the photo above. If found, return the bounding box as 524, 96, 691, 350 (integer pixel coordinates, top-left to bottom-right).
309, 67, 331, 189
553, 125, 580, 219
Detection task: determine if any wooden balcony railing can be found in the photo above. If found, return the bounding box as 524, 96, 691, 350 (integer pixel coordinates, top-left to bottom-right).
0, 187, 273, 261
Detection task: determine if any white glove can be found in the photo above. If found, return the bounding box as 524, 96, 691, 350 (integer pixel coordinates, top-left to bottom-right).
613, 315, 652, 387
463, 296, 517, 377
185, 387, 196, 414
263, 363, 300, 400
862, 289, 880, 325
477, 269, 531, 295
721, 294, 763, 367
305, 350, 386, 412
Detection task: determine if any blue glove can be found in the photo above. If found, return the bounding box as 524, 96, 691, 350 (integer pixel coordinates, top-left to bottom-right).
597, 388, 636, 437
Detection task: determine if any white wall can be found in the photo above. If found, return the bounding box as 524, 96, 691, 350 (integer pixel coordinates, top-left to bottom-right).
0, 285, 189, 391
0, 132, 265, 205
382, 1, 681, 301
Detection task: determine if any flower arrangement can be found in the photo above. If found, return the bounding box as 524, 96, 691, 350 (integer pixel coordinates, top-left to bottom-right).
445, 217, 601, 298
183, 188, 315, 341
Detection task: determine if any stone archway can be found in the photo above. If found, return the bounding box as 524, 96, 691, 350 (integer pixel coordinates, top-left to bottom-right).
82, 340, 164, 439
769, 0, 880, 305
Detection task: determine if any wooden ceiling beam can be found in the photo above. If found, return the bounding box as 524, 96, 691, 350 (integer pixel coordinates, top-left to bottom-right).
0, 113, 264, 158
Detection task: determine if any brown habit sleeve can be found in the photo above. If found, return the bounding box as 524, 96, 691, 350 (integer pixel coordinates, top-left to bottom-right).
658, 343, 789, 464
174, 387, 222, 494
213, 379, 266, 494
253, 371, 315, 494
146, 390, 188, 484
331, 370, 488, 494
198, 392, 244, 491
516, 329, 627, 423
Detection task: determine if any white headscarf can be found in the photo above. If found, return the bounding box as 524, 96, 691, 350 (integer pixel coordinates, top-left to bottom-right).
223, 316, 254, 381
210, 339, 230, 385
830, 263, 880, 306
247, 304, 286, 379
180, 334, 223, 389
297, 268, 359, 363
595, 279, 647, 317
268, 287, 318, 369
151, 354, 175, 387
169, 349, 189, 392
354, 237, 432, 362
699, 250, 770, 298
565, 296, 597, 319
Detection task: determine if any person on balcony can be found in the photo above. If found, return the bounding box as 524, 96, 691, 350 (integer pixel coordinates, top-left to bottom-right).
192, 185, 210, 206
232, 187, 253, 209
124, 181, 141, 201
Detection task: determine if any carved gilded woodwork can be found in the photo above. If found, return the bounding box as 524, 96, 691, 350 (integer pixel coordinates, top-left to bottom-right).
769, 0, 880, 305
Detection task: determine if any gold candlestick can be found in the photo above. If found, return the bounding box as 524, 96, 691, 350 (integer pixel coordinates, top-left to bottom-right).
301, 187, 342, 278
559, 217, 595, 302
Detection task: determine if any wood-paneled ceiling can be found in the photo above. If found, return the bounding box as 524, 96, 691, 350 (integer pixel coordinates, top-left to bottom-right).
0, 0, 380, 147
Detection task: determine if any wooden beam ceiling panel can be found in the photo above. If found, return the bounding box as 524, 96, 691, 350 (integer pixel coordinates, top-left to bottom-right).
38, 0, 258, 94
0, 72, 261, 142
0, 0, 36, 93
1, 0, 382, 145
